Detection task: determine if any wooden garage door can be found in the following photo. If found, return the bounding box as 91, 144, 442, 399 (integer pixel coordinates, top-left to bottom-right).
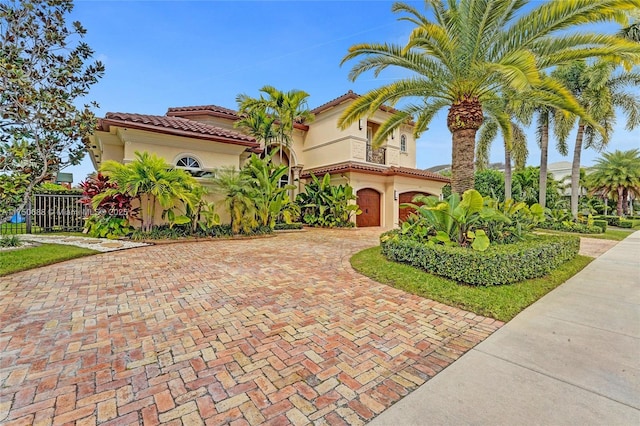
399, 191, 430, 223
356, 188, 381, 227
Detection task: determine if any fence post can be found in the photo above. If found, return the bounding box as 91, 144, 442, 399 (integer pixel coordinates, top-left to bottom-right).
26, 197, 32, 234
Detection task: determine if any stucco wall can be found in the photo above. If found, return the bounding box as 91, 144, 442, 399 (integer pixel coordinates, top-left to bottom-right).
117, 128, 246, 170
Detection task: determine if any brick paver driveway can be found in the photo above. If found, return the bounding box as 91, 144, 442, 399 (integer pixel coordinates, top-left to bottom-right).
0, 228, 502, 425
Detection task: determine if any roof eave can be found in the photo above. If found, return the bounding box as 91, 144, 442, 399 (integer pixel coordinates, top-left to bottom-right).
99, 119, 259, 148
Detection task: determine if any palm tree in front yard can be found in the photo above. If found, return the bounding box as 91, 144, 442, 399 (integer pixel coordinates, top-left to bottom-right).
338, 0, 640, 195
553, 60, 640, 217
587, 149, 640, 216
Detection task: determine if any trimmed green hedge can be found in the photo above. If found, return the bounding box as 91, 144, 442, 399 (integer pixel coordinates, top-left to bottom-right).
619, 220, 633, 228
380, 232, 580, 286
593, 219, 607, 232
274, 222, 304, 230
595, 215, 621, 226
537, 221, 603, 234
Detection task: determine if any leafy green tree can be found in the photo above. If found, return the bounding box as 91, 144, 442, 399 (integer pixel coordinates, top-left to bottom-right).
474, 169, 506, 201
0, 0, 104, 224
338, 0, 640, 195
97, 152, 199, 232
587, 149, 640, 216
554, 60, 640, 217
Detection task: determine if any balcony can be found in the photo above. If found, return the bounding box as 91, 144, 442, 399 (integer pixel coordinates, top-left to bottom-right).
366, 147, 386, 165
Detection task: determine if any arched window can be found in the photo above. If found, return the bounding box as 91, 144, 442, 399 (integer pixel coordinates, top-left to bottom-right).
175, 155, 212, 177
400, 135, 407, 153
176, 156, 200, 169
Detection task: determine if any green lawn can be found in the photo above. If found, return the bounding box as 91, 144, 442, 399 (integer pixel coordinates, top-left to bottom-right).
351, 247, 592, 322
0, 243, 98, 276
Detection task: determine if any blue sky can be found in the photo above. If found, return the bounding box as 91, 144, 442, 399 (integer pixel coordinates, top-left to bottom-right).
66, 0, 640, 183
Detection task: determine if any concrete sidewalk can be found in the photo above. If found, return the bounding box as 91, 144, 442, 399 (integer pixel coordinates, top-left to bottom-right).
371, 231, 640, 425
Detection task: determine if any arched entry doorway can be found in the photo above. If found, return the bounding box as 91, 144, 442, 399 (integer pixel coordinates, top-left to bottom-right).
356, 188, 381, 227
398, 191, 431, 222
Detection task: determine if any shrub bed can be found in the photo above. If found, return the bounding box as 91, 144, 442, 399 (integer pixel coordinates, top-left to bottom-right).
592, 219, 607, 232
537, 221, 603, 234
274, 222, 303, 230
595, 215, 621, 226
380, 231, 579, 286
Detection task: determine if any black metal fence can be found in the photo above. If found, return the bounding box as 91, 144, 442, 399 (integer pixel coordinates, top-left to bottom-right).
1, 193, 89, 235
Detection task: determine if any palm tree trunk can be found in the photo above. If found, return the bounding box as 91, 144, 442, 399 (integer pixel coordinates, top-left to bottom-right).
447, 97, 483, 195
451, 129, 477, 194
622, 187, 629, 215
538, 114, 549, 208
504, 147, 512, 200
617, 187, 624, 216
570, 123, 585, 218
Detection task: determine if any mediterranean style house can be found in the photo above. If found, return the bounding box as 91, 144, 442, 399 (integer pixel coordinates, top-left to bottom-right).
86, 91, 449, 228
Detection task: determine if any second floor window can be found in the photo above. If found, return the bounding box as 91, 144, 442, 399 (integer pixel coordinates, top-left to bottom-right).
400, 135, 407, 153
176, 156, 200, 169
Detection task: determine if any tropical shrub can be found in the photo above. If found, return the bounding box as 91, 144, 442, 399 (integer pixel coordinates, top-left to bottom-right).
399, 190, 516, 251
79, 172, 136, 218
84, 215, 134, 239
97, 152, 199, 232
0, 235, 22, 247
537, 220, 603, 234
212, 152, 297, 234
242, 153, 297, 228
297, 173, 360, 228
540, 209, 604, 233
380, 231, 579, 286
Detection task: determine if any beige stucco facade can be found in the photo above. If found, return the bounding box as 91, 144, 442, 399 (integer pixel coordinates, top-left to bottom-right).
87, 91, 449, 228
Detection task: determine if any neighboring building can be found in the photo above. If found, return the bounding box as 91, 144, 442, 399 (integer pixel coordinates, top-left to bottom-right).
547, 161, 573, 196
54, 172, 74, 189
87, 91, 449, 228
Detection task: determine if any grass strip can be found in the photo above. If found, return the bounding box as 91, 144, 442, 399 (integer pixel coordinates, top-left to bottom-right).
351, 246, 592, 322
0, 243, 98, 277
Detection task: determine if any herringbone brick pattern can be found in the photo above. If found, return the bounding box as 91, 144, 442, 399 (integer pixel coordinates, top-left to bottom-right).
0, 229, 502, 425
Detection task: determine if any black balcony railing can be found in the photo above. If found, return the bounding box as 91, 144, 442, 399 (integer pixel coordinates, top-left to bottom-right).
366, 147, 386, 165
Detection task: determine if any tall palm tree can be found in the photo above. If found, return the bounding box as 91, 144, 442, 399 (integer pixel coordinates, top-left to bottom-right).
587, 149, 640, 216
620, 10, 640, 42
338, 0, 640, 195
237, 87, 314, 160
554, 60, 640, 217
237, 86, 314, 197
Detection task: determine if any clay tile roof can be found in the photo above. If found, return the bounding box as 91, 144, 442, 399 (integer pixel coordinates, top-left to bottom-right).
301, 162, 450, 183
166, 104, 310, 131
166, 104, 239, 119
310, 90, 360, 114
310, 90, 411, 124
100, 112, 258, 147
387, 166, 450, 182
